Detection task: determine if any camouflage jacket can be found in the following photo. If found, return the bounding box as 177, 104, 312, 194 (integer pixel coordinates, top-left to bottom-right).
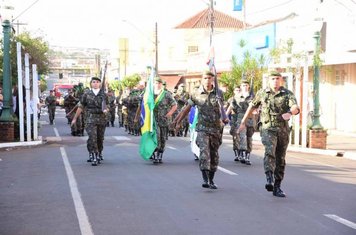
45, 95, 56, 107
250, 86, 298, 130
188, 85, 223, 133
79, 89, 109, 125
154, 90, 177, 127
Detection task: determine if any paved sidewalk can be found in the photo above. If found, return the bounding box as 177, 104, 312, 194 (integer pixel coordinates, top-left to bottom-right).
1, 128, 356, 160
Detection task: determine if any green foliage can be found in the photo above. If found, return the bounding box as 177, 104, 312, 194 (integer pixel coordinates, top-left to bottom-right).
0, 30, 50, 87
221, 39, 266, 99
118, 73, 141, 90
39, 75, 48, 92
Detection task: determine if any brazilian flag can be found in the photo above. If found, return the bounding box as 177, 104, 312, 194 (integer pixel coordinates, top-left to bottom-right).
139, 69, 157, 160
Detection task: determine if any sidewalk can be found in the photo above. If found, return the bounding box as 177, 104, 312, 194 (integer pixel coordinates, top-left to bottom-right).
1, 128, 356, 161
223, 128, 356, 160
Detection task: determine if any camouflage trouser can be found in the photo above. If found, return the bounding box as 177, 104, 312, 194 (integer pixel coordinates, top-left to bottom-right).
156, 125, 168, 152
117, 109, 123, 125
261, 126, 290, 182
232, 124, 247, 151
86, 123, 106, 154
48, 107, 56, 122
246, 126, 255, 153
197, 131, 222, 172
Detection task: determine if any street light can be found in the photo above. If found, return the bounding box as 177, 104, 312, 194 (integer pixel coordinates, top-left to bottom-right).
311, 30, 323, 130
0, 0, 15, 122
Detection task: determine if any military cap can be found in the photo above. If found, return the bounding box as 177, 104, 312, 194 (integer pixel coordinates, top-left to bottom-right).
178, 83, 185, 87
49, 90, 54, 92
203, 71, 214, 77
240, 79, 249, 85
269, 71, 282, 77
154, 77, 163, 83
91, 77, 101, 82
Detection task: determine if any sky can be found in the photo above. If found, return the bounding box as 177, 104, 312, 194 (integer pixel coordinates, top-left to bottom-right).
9, 0, 317, 49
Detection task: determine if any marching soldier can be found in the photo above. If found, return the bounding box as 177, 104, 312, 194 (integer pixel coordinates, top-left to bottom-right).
173, 71, 229, 189
227, 80, 255, 165
71, 77, 109, 166
239, 71, 300, 197
106, 89, 116, 127
45, 90, 56, 125
63, 89, 79, 136
152, 77, 177, 164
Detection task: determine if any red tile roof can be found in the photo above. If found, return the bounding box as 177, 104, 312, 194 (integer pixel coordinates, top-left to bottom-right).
160, 75, 183, 91
175, 8, 246, 29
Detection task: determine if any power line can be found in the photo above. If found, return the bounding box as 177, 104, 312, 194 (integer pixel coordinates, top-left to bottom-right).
13, 0, 41, 21
248, 0, 295, 16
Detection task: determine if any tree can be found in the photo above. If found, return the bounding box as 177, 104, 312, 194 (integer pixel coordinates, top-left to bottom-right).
220, 39, 267, 99
0, 31, 50, 87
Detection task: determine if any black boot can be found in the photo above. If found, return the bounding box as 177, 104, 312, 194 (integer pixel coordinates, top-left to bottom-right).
91, 153, 98, 166
153, 152, 160, 164
87, 152, 94, 162
273, 181, 286, 197
265, 171, 274, 192
209, 171, 218, 189
99, 152, 104, 161
158, 151, 163, 163
239, 150, 246, 164
201, 170, 210, 188
233, 149, 239, 161
245, 152, 251, 165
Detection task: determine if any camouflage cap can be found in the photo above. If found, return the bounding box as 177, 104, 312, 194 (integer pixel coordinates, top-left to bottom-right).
91, 77, 101, 82
154, 77, 163, 83
269, 71, 282, 77
240, 79, 249, 85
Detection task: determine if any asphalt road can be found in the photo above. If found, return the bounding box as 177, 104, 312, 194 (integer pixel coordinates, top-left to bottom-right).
0, 108, 355, 235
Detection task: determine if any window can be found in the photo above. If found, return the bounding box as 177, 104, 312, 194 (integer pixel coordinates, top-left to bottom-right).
188, 45, 198, 53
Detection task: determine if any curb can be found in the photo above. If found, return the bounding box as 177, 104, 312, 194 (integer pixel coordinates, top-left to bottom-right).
0, 136, 44, 150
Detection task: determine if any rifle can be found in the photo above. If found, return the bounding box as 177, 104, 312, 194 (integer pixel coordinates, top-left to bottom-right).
211, 64, 229, 124
101, 60, 108, 112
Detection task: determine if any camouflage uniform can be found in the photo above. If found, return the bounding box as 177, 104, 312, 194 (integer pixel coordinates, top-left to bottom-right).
45, 94, 56, 125
229, 92, 254, 163
106, 92, 116, 127
188, 85, 223, 174
154, 90, 177, 160
175, 90, 190, 137
249, 86, 298, 190
115, 92, 123, 127
79, 89, 109, 160
63, 93, 79, 135
74, 85, 85, 136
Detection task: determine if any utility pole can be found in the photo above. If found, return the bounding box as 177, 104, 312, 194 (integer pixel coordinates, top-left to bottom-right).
208, 0, 214, 47
155, 22, 158, 74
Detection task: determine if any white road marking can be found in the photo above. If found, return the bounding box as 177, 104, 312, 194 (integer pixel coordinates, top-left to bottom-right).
53, 127, 60, 137
60, 147, 94, 235
218, 166, 238, 175
167, 146, 177, 150
113, 136, 131, 141
324, 214, 356, 230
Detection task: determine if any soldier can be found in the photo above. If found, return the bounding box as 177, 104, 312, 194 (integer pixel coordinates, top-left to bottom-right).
45, 90, 56, 125
63, 89, 79, 136
152, 77, 177, 164
227, 80, 255, 165
239, 71, 299, 197
106, 89, 116, 127
175, 83, 190, 137
173, 71, 229, 189
71, 77, 109, 166
115, 90, 124, 127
